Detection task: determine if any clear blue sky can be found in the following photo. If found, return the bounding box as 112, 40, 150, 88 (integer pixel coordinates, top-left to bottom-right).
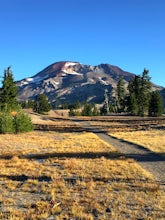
0, 0, 164, 87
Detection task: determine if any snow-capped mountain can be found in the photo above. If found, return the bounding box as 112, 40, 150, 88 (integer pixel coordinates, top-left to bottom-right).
17, 61, 162, 105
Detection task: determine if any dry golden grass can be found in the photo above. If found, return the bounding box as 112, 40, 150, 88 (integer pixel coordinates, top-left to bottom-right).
109, 130, 165, 153
0, 130, 164, 219
0, 131, 116, 157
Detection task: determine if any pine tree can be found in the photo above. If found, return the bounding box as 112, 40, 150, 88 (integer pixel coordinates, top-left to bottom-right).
149, 91, 163, 117
128, 75, 141, 97
109, 88, 117, 113
138, 69, 151, 116
101, 89, 110, 115
1, 67, 18, 111
128, 69, 151, 116
0, 67, 34, 133
115, 78, 126, 112
33, 94, 51, 114
127, 92, 138, 115
128, 75, 141, 115
81, 103, 93, 116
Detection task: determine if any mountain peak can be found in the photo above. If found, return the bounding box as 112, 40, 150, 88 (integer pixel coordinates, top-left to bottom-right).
17, 61, 135, 103
17, 61, 163, 105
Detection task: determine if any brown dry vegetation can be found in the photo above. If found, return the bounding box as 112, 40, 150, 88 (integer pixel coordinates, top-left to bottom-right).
109, 130, 165, 154
0, 115, 165, 219
0, 132, 116, 158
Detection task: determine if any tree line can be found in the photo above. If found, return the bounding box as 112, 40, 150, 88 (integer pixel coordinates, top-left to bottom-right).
20, 94, 52, 114
108, 69, 164, 117
67, 69, 164, 117
67, 69, 163, 117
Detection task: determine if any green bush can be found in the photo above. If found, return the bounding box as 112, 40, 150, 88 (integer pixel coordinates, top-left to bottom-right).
13, 112, 34, 133
0, 111, 34, 134
69, 108, 81, 116
33, 94, 51, 114
0, 113, 14, 133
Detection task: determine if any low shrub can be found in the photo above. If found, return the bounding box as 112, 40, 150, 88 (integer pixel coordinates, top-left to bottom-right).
13, 112, 34, 133
0, 112, 14, 133
0, 111, 34, 134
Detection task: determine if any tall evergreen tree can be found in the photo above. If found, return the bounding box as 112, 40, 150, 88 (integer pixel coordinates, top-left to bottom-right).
108, 88, 117, 113
0, 67, 18, 111
138, 69, 151, 116
128, 75, 141, 98
128, 69, 151, 116
149, 91, 163, 117
115, 78, 126, 112
127, 92, 138, 115
101, 89, 110, 115
0, 67, 34, 133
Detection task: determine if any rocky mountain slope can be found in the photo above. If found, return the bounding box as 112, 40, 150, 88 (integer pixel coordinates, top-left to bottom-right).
17, 61, 163, 105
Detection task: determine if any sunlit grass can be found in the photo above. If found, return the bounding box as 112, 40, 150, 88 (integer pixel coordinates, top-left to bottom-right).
0, 131, 116, 157
0, 129, 164, 219
109, 130, 165, 153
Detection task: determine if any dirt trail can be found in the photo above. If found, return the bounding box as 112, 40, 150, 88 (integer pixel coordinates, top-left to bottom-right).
72, 119, 165, 186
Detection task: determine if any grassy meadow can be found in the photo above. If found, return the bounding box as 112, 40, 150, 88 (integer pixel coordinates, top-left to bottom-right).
109, 130, 165, 155
0, 114, 165, 219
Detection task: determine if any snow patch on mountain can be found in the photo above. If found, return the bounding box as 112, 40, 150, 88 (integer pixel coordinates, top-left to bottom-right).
26, 78, 33, 82
19, 74, 51, 87
61, 73, 67, 77
64, 62, 78, 68
62, 62, 82, 76
62, 69, 83, 75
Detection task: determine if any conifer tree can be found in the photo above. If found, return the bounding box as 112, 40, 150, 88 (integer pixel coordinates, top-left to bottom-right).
127, 92, 138, 115
128, 75, 141, 98
101, 89, 110, 115
33, 94, 51, 114
81, 103, 93, 116
108, 88, 117, 113
0, 67, 34, 133
128, 69, 151, 116
149, 91, 163, 117
138, 69, 151, 116
1, 67, 18, 110
128, 75, 141, 115
115, 78, 126, 112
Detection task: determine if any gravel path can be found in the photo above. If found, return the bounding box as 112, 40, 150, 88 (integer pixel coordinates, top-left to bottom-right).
73, 119, 165, 186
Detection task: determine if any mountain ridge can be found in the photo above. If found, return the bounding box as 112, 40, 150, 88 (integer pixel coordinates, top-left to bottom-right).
17, 61, 164, 105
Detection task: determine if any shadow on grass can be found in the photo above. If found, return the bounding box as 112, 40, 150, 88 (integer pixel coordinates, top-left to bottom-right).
0, 150, 164, 163
107, 135, 165, 162
1, 174, 164, 191
0, 174, 51, 182
21, 151, 122, 160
